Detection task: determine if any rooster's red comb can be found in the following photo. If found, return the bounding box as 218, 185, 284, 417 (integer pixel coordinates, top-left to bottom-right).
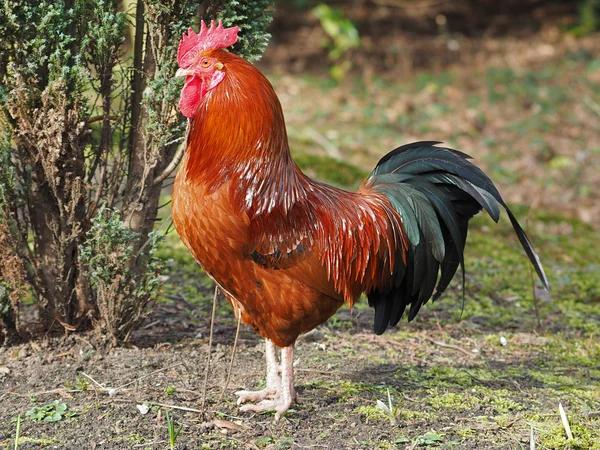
178, 20, 239, 68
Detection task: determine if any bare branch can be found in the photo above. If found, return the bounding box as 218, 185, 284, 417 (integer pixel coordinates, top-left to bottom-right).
87, 115, 117, 125
152, 138, 186, 186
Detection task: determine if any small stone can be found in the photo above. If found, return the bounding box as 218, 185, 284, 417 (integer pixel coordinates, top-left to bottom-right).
136, 403, 150, 415
500, 336, 508, 347
447, 39, 460, 51
200, 421, 215, 431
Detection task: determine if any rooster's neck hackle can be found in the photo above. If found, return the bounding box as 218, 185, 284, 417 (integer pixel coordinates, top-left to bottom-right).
185, 51, 308, 216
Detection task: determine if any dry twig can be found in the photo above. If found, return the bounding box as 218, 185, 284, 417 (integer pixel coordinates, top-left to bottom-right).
153, 138, 186, 186
201, 286, 220, 413
152, 402, 203, 413
219, 307, 242, 402
421, 334, 475, 358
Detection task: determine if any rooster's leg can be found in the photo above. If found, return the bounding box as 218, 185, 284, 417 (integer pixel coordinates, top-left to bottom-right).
235, 339, 281, 404
239, 344, 297, 421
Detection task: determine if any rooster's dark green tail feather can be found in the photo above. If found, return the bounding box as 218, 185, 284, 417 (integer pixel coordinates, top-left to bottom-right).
367, 142, 549, 335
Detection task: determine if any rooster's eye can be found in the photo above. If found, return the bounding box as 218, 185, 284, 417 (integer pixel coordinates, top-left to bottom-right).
201, 60, 211, 68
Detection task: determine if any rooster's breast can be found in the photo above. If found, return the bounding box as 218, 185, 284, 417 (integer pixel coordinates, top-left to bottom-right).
172, 164, 343, 347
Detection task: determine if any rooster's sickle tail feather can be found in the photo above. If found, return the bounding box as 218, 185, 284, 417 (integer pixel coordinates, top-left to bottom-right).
366, 142, 550, 335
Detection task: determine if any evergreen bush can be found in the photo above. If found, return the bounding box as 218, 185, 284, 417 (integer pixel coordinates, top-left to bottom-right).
0, 0, 274, 345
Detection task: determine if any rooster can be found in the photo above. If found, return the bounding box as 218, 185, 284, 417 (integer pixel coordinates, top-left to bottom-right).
171, 21, 549, 420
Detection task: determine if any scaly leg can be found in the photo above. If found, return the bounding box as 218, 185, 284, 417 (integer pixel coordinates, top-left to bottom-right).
235, 339, 281, 404
239, 344, 298, 421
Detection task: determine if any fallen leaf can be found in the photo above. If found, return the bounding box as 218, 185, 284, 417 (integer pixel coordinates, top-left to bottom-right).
514, 333, 549, 346
212, 419, 243, 431
376, 399, 391, 414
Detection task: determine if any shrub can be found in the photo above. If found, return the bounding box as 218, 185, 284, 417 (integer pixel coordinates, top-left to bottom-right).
0, 0, 274, 345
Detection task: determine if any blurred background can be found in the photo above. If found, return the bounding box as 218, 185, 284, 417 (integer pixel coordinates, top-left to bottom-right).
253, 0, 599, 225
154, 0, 600, 352
153, 0, 600, 350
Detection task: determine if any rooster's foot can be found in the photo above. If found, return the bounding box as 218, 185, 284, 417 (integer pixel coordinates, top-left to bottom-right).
239, 391, 299, 421
236, 339, 282, 405
235, 387, 278, 405
238, 345, 298, 421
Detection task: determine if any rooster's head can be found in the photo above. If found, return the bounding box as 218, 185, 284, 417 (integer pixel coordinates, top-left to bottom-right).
176, 20, 239, 118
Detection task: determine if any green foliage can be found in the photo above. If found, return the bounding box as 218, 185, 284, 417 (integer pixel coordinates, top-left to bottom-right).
25, 401, 69, 423
312, 4, 360, 80
165, 385, 176, 396
0, 2, 80, 93
13, 415, 22, 450
0, 0, 276, 342
218, 0, 275, 62
165, 411, 184, 450
64, 376, 89, 392
80, 0, 128, 70
313, 4, 360, 60
255, 436, 274, 448
413, 432, 444, 446
355, 405, 393, 423
567, 0, 600, 36
142, 0, 201, 151
79, 205, 164, 345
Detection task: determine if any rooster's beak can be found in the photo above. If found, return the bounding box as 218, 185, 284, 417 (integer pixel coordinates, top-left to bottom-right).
176, 68, 194, 78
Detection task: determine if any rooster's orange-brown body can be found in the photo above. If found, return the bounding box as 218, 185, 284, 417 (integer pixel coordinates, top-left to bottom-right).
172, 22, 548, 420
172, 52, 406, 347
173, 171, 342, 348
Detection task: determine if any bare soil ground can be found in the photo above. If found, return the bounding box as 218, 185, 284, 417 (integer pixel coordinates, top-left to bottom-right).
1, 260, 598, 450
1, 10, 600, 450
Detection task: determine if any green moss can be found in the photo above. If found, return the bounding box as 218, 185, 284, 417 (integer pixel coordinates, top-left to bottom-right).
327, 380, 389, 402
110, 432, 145, 445
428, 391, 477, 411
536, 422, 600, 450
355, 405, 392, 423
528, 370, 580, 387
13, 436, 57, 446
400, 365, 495, 390
545, 338, 600, 368
456, 426, 475, 436
255, 436, 275, 448
493, 414, 513, 428
374, 440, 405, 449
489, 396, 524, 414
